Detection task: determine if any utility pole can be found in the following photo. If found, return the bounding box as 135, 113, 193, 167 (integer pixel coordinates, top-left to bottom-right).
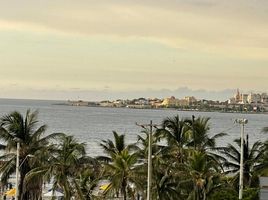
147, 120, 152, 200
235, 118, 248, 200
15, 142, 20, 200
136, 120, 159, 200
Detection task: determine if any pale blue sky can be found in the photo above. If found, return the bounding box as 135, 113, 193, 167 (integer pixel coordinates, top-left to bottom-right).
0, 0, 267, 100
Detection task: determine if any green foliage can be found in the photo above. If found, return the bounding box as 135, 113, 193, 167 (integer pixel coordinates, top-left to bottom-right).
0, 112, 267, 200
0, 110, 64, 200
219, 136, 266, 188
209, 188, 238, 200
242, 188, 259, 200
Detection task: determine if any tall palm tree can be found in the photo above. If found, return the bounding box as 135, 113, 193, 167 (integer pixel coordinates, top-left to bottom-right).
156, 116, 226, 163
136, 127, 164, 162
104, 149, 141, 200
155, 115, 191, 163
219, 135, 266, 188
185, 117, 226, 151
183, 117, 227, 171
183, 151, 222, 200
73, 167, 100, 200
156, 115, 189, 147
25, 135, 92, 200
151, 153, 183, 200
136, 127, 181, 200
97, 131, 137, 163
150, 115, 226, 199
0, 110, 63, 200
99, 131, 142, 199
260, 128, 268, 175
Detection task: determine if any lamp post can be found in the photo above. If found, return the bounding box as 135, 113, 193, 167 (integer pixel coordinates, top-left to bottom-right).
235, 118, 248, 200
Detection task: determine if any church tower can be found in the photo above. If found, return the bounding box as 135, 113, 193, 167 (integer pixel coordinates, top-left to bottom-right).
235, 89, 240, 103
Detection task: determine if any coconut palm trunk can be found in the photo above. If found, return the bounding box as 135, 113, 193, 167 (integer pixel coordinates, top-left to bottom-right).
122, 177, 127, 200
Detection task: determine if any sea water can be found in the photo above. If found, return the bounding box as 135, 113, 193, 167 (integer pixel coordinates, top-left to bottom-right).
0, 98, 267, 156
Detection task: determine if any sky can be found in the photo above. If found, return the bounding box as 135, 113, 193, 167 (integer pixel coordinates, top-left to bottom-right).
0, 0, 268, 101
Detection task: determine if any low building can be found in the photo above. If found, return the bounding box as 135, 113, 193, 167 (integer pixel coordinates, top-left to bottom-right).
149, 98, 163, 108
239, 94, 248, 104
161, 96, 178, 107
162, 96, 198, 108
184, 96, 197, 105
248, 93, 261, 104
228, 97, 236, 104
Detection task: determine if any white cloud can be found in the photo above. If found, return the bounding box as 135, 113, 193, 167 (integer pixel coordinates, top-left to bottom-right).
0, 0, 268, 59
0, 0, 268, 99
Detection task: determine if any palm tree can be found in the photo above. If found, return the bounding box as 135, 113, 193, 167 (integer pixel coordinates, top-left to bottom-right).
156, 115, 189, 147
183, 117, 227, 171
155, 115, 190, 163
183, 151, 222, 200
260, 139, 268, 176
136, 127, 180, 200
0, 110, 63, 200
97, 131, 137, 163
150, 153, 183, 200
219, 135, 266, 188
149, 115, 226, 199
72, 163, 101, 200
25, 135, 92, 200
156, 116, 226, 163
260, 128, 268, 175
136, 127, 164, 162
185, 117, 226, 151
104, 149, 141, 200
99, 131, 142, 199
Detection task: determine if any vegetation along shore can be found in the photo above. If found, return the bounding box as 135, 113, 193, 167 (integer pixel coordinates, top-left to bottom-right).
0, 110, 267, 200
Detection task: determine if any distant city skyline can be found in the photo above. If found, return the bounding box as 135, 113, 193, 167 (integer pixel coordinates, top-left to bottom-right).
0, 87, 267, 102
0, 0, 268, 100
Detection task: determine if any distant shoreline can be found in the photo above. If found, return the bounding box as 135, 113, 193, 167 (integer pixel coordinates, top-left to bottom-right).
52, 102, 268, 115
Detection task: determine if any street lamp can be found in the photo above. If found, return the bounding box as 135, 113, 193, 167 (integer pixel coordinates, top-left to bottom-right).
235, 118, 248, 200
19, 154, 35, 168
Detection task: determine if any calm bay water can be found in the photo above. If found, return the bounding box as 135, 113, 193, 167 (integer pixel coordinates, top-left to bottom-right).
0, 98, 267, 156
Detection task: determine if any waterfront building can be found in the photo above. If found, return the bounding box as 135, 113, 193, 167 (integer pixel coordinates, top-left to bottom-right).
113, 99, 125, 107
239, 94, 248, 104
161, 96, 194, 107
235, 89, 240, 103
261, 93, 268, 104
228, 89, 268, 111
247, 93, 261, 104
228, 97, 236, 104
149, 98, 163, 108
184, 96, 197, 105
162, 96, 178, 107
135, 98, 149, 105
